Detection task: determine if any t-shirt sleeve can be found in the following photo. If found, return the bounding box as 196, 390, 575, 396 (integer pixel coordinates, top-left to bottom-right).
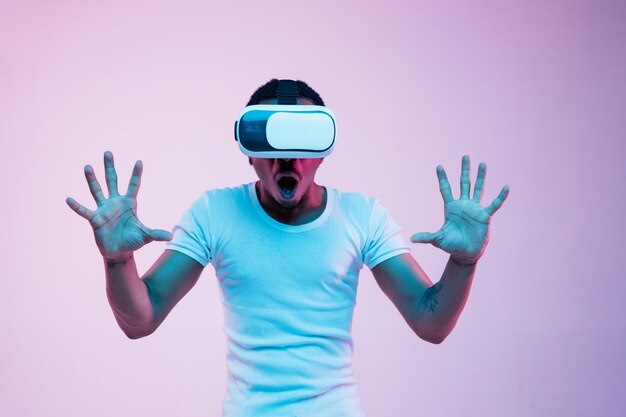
165, 194, 212, 267
363, 200, 411, 269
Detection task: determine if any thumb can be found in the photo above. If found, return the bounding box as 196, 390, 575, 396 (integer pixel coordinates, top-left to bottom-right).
147, 228, 173, 242
410, 231, 437, 244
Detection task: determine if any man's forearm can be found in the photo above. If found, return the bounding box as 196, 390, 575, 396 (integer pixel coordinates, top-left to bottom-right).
414, 257, 476, 343
105, 255, 155, 339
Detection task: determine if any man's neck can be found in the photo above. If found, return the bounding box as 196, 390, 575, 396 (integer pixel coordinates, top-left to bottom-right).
256, 182, 327, 226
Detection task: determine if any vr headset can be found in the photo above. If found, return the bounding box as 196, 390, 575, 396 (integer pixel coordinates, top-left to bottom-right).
234, 80, 336, 159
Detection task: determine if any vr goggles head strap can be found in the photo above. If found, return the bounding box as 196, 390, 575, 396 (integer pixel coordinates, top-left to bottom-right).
276, 79, 299, 104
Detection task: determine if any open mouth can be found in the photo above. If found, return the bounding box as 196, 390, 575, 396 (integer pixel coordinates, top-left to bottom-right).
276, 175, 298, 200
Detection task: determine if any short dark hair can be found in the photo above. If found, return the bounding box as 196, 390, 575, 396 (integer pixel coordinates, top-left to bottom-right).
246, 79, 325, 106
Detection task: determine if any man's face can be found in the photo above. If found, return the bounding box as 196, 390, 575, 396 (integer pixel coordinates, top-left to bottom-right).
249, 97, 324, 209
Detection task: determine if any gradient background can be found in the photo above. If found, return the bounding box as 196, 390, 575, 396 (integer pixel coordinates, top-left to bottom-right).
1, 1, 625, 416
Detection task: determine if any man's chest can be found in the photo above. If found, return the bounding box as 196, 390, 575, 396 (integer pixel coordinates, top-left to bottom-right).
210, 220, 365, 305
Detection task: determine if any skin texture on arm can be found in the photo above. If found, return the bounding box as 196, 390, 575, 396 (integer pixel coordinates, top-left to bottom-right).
105, 250, 204, 339
372, 155, 509, 344
372, 253, 475, 344
141, 250, 204, 335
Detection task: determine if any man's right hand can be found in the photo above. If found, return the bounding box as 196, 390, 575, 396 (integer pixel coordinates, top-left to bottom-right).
66, 151, 172, 262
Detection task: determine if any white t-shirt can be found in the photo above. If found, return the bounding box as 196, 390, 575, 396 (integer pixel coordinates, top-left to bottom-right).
166, 183, 410, 417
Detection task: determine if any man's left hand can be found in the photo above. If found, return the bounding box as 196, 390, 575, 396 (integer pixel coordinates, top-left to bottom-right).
411, 155, 509, 265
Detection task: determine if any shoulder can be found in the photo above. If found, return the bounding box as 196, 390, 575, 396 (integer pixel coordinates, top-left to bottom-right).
330, 187, 381, 212
329, 187, 399, 230
327, 187, 385, 227
185, 183, 252, 215
203, 183, 250, 198
195, 183, 251, 204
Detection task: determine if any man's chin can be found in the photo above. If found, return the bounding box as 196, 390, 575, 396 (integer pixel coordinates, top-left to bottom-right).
276, 196, 301, 208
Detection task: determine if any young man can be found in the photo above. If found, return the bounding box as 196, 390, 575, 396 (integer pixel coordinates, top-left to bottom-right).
66, 79, 509, 417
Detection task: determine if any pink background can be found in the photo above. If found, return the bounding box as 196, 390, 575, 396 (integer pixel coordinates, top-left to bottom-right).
1, 1, 625, 416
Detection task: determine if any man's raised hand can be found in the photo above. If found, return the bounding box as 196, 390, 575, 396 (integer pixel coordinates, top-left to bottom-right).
410, 155, 509, 265
66, 151, 172, 262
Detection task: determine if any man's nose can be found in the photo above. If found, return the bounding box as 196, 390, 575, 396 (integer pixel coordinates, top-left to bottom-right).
277, 158, 294, 165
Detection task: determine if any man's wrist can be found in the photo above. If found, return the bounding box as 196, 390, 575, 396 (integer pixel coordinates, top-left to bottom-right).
104, 253, 134, 268
450, 256, 478, 267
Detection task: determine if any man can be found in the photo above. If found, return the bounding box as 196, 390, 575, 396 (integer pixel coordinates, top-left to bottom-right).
66, 79, 509, 417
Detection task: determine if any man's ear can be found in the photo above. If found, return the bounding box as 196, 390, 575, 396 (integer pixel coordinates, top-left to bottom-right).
248, 157, 253, 166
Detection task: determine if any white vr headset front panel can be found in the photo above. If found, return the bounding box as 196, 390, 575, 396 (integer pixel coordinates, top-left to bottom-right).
235, 105, 336, 158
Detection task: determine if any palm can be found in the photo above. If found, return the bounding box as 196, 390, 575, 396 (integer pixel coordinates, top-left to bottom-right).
436, 199, 490, 259
90, 195, 151, 257
411, 155, 509, 263
66, 151, 172, 260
